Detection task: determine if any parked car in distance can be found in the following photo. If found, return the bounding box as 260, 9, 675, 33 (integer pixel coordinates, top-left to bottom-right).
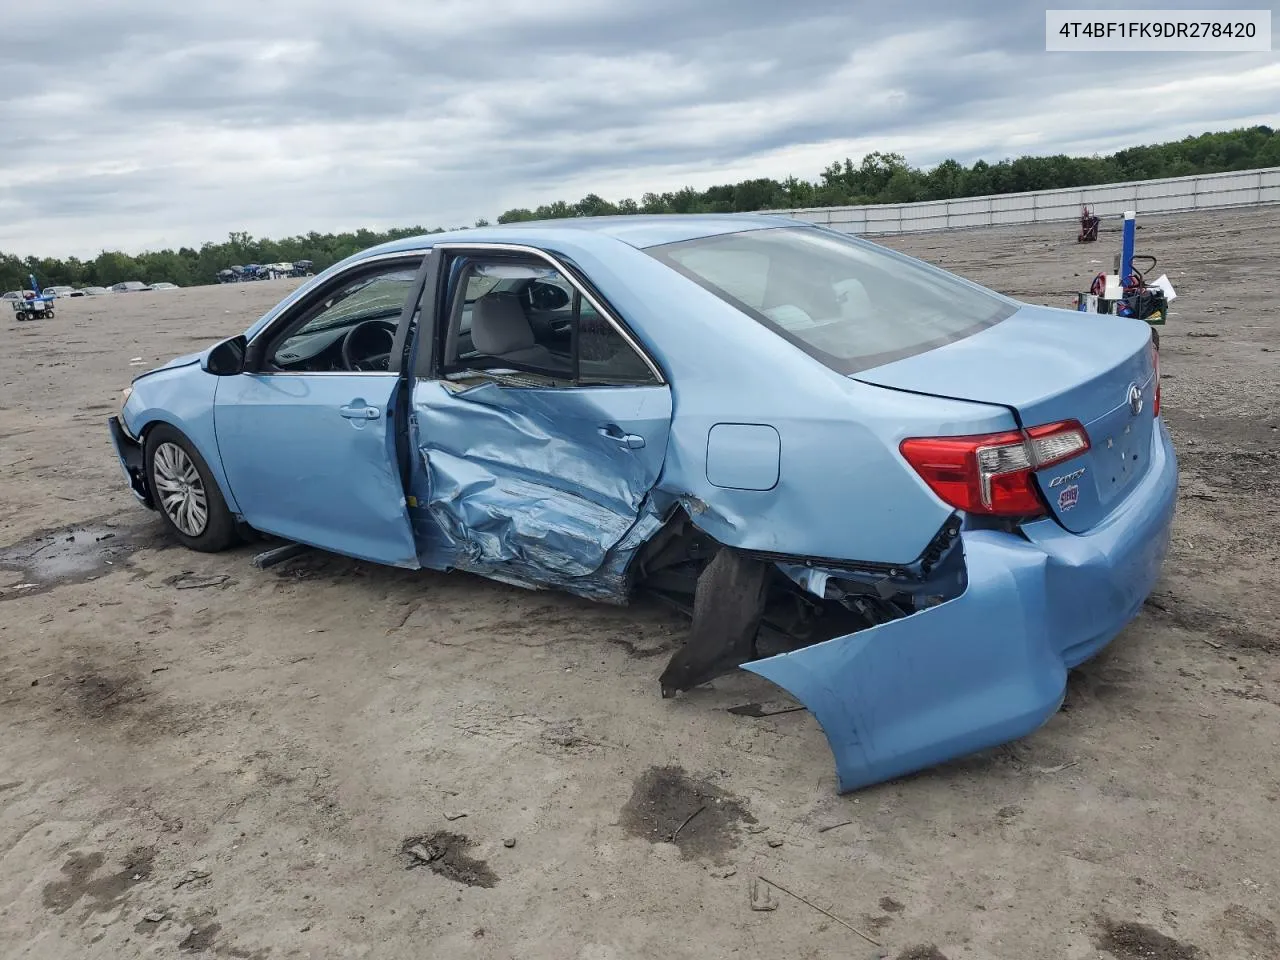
2, 291, 24, 301
110, 281, 149, 293
77, 286, 109, 297
109, 215, 1176, 794
146, 282, 179, 291
43, 286, 76, 298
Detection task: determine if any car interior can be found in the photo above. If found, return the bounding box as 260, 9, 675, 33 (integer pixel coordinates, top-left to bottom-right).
268, 266, 420, 373
444, 261, 655, 385
262, 257, 656, 385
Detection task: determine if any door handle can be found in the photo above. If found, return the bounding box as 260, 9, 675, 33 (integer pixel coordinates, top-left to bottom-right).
340, 402, 381, 420
599, 424, 645, 449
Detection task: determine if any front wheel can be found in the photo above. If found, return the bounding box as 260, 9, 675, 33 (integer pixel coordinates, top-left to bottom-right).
144, 424, 239, 551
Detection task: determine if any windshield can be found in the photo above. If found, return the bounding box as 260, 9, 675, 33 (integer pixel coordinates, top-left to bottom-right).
648, 226, 1016, 374
303, 270, 416, 334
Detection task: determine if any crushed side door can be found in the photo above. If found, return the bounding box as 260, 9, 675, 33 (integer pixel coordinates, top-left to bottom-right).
411, 379, 672, 600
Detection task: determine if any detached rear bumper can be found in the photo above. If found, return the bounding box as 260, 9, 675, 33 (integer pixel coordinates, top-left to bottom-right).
743, 421, 1177, 793
109, 416, 152, 507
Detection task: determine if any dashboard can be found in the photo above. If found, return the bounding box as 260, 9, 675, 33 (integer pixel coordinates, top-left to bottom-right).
271, 320, 397, 372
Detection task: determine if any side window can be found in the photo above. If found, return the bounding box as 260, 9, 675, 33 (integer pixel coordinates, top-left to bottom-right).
442, 257, 657, 386
270, 264, 419, 371
576, 300, 655, 385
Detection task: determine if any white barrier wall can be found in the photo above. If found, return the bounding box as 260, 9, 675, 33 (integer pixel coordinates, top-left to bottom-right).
764, 167, 1280, 235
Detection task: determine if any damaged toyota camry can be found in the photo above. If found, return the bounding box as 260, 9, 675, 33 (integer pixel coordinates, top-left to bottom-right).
109, 215, 1177, 792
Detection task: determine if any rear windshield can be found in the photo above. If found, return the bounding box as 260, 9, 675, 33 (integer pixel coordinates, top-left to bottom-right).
648, 226, 1016, 374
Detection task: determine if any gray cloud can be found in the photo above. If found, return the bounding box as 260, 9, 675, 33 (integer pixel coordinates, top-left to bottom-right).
1, 0, 1276, 256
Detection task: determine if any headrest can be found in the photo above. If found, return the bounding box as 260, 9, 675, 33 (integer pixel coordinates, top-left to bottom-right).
471, 293, 534, 356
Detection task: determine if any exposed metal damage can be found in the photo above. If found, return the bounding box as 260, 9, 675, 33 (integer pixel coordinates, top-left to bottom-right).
636, 513, 969, 698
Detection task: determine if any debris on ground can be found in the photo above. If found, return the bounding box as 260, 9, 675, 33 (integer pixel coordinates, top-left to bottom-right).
1035, 760, 1079, 774
164, 572, 232, 590
818, 820, 854, 833
178, 922, 220, 952
173, 868, 212, 890
620, 765, 755, 859
756, 876, 881, 946
1094, 918, 1206, 959
400, 832, 497, 888
749, 877, 777, 912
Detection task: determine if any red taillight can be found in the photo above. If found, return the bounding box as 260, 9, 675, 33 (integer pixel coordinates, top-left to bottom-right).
1151, 337, 1161, 417
900, 420, 1091, 517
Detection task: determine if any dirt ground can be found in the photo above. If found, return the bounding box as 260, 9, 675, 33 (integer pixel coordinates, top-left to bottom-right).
1, 206, 1278, 960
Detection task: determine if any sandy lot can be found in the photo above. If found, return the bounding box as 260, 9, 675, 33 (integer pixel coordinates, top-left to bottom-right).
1, 207, 1277, 960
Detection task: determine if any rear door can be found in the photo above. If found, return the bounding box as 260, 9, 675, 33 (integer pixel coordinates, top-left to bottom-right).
855, 304, 1158, 532
408, 245, 672, 593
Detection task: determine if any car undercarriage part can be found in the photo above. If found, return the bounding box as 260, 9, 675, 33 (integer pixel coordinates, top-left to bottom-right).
639, 513, 967, 696
657, 547, 769, 696
252, 541, 311, 569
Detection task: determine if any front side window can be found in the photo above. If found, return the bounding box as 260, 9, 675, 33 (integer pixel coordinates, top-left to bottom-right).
270, 263, 419, 371
440, 256, 657, 387
648, 227, 1016, 374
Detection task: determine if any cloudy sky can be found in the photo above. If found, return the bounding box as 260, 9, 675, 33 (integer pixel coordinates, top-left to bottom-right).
2, 0, 1277, 257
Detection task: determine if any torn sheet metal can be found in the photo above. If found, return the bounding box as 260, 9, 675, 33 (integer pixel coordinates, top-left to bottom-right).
743, 533, 1067, 793
422, 448, 637, 578
410, 379, 671, 600
773, 515, 965, 605
417, 449, 665, 602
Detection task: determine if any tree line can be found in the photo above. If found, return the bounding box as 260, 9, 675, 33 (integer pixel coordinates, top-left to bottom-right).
4, 126, 1276, 292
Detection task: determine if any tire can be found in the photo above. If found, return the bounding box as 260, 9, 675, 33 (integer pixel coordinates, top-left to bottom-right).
143, 423, 240, 552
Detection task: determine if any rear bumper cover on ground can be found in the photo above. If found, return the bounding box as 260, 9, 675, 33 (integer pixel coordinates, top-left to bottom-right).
743, 421, 1177, 793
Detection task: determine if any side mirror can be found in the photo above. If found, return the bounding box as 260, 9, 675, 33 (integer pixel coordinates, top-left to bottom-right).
203, 335, 247, 376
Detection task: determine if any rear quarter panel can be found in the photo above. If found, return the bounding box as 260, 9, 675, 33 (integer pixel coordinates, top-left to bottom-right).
563, 238, 1019, 565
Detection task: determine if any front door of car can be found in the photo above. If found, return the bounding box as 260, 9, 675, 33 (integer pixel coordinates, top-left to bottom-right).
409, 248, 672, 592
213, 255, 426, 566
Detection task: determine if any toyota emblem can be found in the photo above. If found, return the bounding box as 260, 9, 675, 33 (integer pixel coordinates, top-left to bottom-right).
1126, 383, 1143, 416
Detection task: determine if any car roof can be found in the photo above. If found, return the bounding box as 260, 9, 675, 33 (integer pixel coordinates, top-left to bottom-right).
356, 213, 805, 260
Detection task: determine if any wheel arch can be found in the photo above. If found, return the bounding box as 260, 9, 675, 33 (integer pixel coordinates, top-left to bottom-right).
123, 362, 242, 516
131, 410, 242, 517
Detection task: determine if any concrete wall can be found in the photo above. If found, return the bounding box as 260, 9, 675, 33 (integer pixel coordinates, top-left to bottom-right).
764, 167, 1280, 236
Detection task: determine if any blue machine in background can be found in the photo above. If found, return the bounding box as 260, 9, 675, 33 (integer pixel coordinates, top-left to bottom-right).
1075, 210, 1172, 326
11, 274, 56, 321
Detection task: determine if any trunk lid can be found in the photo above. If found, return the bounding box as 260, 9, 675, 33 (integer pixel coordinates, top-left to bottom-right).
856, 304, 1157, 533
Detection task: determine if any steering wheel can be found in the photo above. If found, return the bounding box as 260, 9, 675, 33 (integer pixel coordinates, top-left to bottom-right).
341, 319, 397, 372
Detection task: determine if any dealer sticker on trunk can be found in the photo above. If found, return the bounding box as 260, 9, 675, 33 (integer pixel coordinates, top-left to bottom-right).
1058, 484, 1081, 511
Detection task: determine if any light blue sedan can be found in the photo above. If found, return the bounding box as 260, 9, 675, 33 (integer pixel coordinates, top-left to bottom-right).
109, 216, 1177, 792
